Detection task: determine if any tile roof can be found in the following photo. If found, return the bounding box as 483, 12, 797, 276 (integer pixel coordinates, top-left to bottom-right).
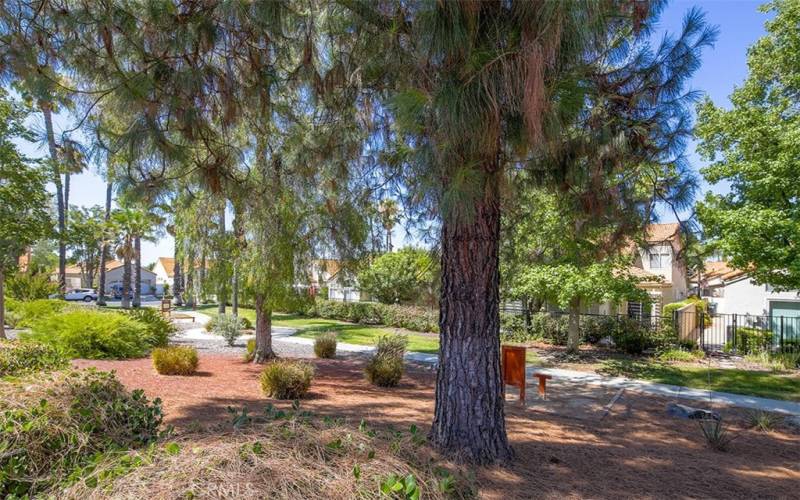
644, 223, 681, 243
702, 261, 747, 282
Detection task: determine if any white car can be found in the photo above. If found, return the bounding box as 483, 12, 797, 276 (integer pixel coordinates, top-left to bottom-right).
50, 288, 98, 302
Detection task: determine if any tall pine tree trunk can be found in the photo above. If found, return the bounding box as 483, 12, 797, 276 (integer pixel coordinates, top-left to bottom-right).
98, 181, 112, 305
566, 298, 581, 353
133, 236, 142, 307
0, 267, 6, 339
122, 251, 131, 309
41, 102, 66, 295
429, 172, 513, 464
217, 204, 226, 314
253, 293, 276, 363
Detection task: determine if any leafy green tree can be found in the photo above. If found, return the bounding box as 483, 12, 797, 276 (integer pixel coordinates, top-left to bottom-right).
696, 0, 800, 290
0, 90, 51, 337
358, 247, 436, 305
111, 206, 158, 308
67, 205, 106, 288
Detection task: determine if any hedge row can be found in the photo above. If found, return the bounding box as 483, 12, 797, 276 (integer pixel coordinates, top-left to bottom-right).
309, 300, 439, 333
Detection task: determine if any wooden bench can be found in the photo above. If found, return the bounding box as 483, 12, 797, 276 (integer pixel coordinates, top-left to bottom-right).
170, 313, 195, 323
533, 373, 553, 400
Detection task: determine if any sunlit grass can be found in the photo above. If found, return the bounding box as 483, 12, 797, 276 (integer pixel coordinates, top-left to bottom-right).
600, 359, 800, 401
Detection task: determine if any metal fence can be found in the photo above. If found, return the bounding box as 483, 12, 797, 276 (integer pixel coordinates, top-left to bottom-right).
501, 304, 800, 354
673, 310, 800, 353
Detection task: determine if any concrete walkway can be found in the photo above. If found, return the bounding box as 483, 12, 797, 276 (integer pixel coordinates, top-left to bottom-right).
174, 311, 800, 415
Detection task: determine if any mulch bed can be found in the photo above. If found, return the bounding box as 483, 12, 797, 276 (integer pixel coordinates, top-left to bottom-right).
74, 355, 800, 499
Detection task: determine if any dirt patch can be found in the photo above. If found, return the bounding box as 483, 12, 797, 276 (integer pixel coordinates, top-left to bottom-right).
74, 355, 800, 499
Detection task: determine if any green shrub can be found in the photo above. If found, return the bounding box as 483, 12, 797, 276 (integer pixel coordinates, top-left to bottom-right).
4, 298, 66, 328
314, 332, 337, 358
365, 356, 404, 387
239, 316, 253, 329
211, 314, 243, 346
365, 334, 408, 387
152, 346, 199, 375
610, 318, 650, 354
0, 340, 67, 377
312, 299, 438, 333
499, 312, 568, 344
120, 307, 176, 348
581, 316, 619, 344
22, 310, 153, 359
0, 369, 163, 497
260, 360, 315, 399
245, 338, 256, 362
4, 272, 58, 300
728, 327, 773, 355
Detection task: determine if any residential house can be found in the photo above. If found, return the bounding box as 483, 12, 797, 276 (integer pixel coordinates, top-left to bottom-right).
694, 261, 800, 318
598, 223, 689, 317
307, 259, 367, 302
153, 257, 177, 286
50, 260, 158, 295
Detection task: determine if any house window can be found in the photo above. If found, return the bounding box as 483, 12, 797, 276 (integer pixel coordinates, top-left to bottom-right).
647, 248, 671, 269
649, 253, 663, 269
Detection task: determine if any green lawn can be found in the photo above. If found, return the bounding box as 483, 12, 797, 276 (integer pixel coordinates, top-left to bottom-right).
600, 359, 800, 401
189, 305, 799, 400
189, 305, 441, 354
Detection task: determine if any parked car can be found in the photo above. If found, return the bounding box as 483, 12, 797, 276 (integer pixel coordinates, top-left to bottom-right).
49, 288, 98, 302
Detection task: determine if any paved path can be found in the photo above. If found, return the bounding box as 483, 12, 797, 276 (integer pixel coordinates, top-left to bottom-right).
173, 311, 800, 416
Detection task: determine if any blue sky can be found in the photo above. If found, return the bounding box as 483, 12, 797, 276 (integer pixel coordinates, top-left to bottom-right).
15, 1, 769, 264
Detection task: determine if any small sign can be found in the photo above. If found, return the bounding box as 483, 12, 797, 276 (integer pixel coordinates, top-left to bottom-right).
501, 345, 526, 404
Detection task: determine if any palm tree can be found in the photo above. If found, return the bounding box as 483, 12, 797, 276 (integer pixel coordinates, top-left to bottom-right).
97, 178, 113, 305
378, 199, 400, 253
112, 207, 158, 308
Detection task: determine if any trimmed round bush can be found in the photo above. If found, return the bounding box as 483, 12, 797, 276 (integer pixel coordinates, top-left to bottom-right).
0, 340, 67, 377
152, 346, 199, 375
260, 360, 315, 400
364, 356, 404, 387
313, 332, 337, 358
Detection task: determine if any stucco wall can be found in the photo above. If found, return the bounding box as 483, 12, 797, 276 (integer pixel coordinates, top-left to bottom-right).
707, 277, 800, 316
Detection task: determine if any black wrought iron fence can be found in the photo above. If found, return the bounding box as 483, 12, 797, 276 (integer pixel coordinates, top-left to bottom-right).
500, 304, 800, 354
673, 310, 800, 354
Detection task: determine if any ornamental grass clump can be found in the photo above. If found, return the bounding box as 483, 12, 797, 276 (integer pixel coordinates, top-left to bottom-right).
260, 360, 315, 400
152, 346, 199, 375
314, 332, 337, 358
365, 334, 408, 387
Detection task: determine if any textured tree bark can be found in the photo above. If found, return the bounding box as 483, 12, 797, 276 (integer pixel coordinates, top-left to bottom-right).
429, 180, 513, 465
253, 293, 276, 363
41, 102, 66, 295
98, 181, 112, 306
122, 254, 131, 309
133, 236, 142, 307
566, 298, 581, 353
0, 267, 6, 339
